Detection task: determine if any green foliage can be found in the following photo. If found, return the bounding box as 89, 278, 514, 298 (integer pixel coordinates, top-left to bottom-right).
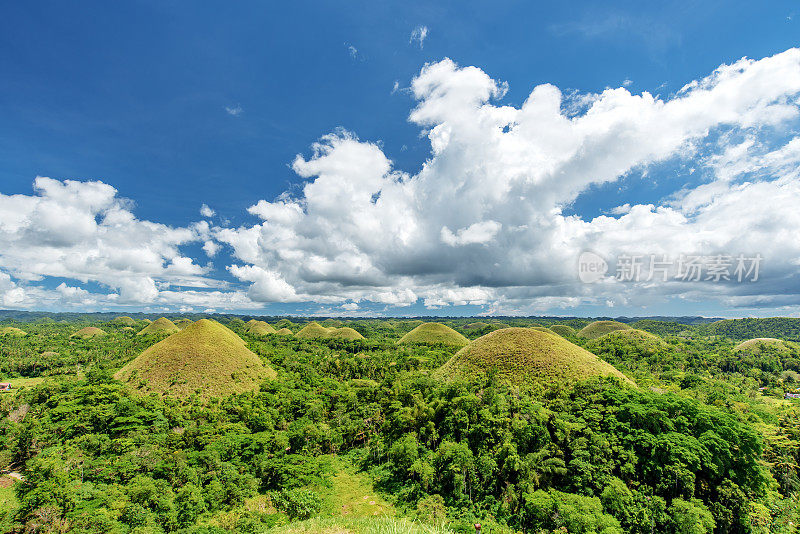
698, 318, 800, 341
631, 320, 693, 337
270, 488, 323, 520
0, 315, 798, 533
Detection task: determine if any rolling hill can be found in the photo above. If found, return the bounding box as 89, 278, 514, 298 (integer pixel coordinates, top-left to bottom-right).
115, 319, 276, 397
396, 322, 469, 347
578, 320, 633, 340
436, 327, 634, 386
137, 317, 180, 336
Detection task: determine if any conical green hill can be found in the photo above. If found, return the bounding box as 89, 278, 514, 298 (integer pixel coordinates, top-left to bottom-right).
396, 322, 469, 347
173, 318, 194, 330
437, 328, 634, 387
295, 322, 331, 340
550, 325, 576, 337
247, 321, 277, 336
112, 316, 137, 326
115, 319, 276, 398
586, 329, 668, 357
577, 321, 633, 340
327, 327, 365, 341
138, 317, 180, 336
734, 338, 794, 354
0, 326, 27, 337
71, 327, 106, 339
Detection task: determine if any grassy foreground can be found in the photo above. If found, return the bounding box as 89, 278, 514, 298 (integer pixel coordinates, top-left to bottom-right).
266, 517, 453, 534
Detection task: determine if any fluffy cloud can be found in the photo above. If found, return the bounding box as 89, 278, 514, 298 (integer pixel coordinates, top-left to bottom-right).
0, 177, 222, 307
5, 48, 800, 315
214, 48, 800, 313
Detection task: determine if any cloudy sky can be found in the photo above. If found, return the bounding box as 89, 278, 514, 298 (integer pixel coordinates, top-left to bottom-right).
2, 1, 800, 317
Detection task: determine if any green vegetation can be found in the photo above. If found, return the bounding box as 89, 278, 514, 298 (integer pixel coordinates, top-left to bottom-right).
698, 317, 800, 341
631, 319, 692, 337
137, 317, 180, 335
549, 324, 576, 337
0, 313, 798, 533
436, 327, 633, 386
578, 320, 633, 339
115, 319, 276, 397
396, 323, 469, 347
276, 328, 294, 336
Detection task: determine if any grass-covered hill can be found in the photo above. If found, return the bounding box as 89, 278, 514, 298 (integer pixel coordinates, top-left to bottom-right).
549, 324, 576, 337
396, 322, 469, 347
246, 320, 277, 336
0, 326, 27, 337
698, 317, 800, 341
327, 327, 365, 341
275, 327, 293, 335
296, 321, 332, 340
111, 316, 137, 326
137, 317, 180, 336
70, 327, 106, 339
173, 318, 193, 330
577, 320, 633, 339
734, 337, 796, 354
115, 319, 276, 397
586, 329, 668, 359
436, 327, 634, 386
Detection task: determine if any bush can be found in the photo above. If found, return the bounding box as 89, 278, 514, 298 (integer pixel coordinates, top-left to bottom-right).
269, 489, 322, 520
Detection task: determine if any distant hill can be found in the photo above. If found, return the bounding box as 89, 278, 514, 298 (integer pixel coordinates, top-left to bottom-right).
397, 323, 469, 347
115, 319, 276, 397
70, 327, 106, 339
586, 329, 668, 359
137, 318, 180, 336
173, 318, 193, 330
327, 327, 365, 341
578, 321, 633, 340
246, 320, 277, 336
111, 316, 137, 326
295, 322, 332, 340
734, 338, 795, 354
436, 328, 634, 386
0, 326, 27, 337
550, 325, 576, 337
698, 318, 800, 341
631, 319, 694, 336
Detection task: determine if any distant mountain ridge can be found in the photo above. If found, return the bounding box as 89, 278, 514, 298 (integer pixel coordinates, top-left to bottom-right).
0, 309, 724, 324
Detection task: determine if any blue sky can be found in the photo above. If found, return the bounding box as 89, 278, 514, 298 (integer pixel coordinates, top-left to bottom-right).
1, 1, 800, 317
